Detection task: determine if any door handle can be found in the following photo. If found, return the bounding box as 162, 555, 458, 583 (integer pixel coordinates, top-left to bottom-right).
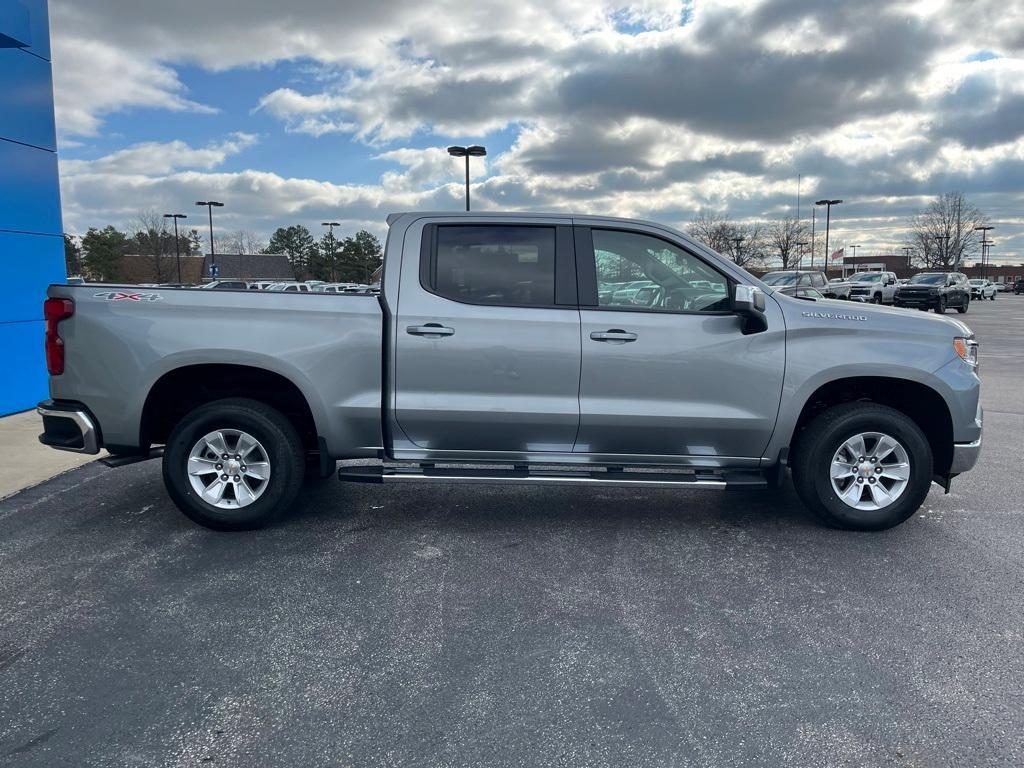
590, 329, 638, 342
407, 323, 455, 337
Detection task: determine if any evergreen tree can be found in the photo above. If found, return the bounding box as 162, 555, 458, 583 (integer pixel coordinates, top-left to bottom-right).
81, 226, 128, 281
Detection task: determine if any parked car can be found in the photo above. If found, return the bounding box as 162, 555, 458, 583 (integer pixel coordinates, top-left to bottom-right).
760, 270, 828, 291
777, 286, 825, 300
312, 283, 359, 293
826, 271, 899, 303
894, 272, 971, 313
266, 282, 311, 292
198, 279, 251, 290
37, 212, 981, 533
610, 280, 655, 304
1014, 279, 1024, 295
968, 279, 997, 301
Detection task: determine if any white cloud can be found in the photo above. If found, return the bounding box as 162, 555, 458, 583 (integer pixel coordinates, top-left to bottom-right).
60, 134, 258, 176
52, 36, 215, 137
49, 0, 1024, 262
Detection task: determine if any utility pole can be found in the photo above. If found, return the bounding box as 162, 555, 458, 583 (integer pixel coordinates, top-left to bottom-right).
974, 225, 994, 280
195, 200, 224, 278
810, 208, 816, 269
163, 213, 187, 283
322, 221, 340, 282
934, 234, 951, 269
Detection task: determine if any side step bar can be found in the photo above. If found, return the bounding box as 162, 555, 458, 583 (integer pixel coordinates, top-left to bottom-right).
338, 464, 767, 489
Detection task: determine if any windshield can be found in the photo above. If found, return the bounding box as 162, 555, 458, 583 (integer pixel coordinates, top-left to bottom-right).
969, 279, 985, 285
909, 273, 946, 285
848, 272, 881, 282
761, 272, 798, 286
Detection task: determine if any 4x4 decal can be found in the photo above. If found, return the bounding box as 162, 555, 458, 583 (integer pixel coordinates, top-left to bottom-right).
93, 291, 163, 302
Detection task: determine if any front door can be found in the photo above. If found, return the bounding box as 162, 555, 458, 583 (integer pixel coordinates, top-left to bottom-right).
394, 220, 581, 454
574, 226, 785, 461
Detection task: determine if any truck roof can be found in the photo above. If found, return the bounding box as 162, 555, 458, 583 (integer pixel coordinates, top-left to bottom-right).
385, 211, 668, 228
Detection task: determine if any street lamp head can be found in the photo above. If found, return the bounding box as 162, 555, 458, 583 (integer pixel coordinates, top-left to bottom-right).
163, 213, 187, 219
447, 145, 468, 157
466, 145, 487, 157
815, 199, 843, 206
322, 221, 340, 227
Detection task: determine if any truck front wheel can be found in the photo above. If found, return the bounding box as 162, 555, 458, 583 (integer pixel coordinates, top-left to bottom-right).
792, 403, 933, 531
162, 398, 305, 530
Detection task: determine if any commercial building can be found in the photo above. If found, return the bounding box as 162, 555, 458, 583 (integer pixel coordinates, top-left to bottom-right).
1, 0, 64, 415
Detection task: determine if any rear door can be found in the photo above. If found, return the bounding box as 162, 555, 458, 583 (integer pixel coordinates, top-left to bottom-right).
573, 225, 785, 461
394, 219, 581, 454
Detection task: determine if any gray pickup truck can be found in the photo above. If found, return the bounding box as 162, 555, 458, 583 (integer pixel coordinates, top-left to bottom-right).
38, 212, 982, 531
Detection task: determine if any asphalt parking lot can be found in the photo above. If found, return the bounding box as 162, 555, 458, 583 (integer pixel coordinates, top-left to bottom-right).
2, 296, 1022, 767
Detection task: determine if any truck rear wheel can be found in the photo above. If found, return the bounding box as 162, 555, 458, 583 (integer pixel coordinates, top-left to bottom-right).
792, 403, 933, 531
162, 398, 305, 530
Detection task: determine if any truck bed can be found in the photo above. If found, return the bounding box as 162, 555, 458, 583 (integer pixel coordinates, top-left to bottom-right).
47, 285, 384, 456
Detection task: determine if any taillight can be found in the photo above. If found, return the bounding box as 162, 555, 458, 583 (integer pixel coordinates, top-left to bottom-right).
44, 297, 74, 375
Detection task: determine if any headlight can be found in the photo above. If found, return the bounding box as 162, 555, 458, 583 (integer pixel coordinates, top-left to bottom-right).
954, 337, 978, 367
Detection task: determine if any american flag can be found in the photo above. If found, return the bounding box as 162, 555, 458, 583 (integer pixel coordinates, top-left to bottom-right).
830, 247, 845, 261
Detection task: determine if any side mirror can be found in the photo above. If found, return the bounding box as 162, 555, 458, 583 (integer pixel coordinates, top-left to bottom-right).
733, 284, 768, 335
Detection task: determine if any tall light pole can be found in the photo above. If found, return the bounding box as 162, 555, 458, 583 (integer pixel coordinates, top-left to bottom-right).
322, 222, 340, 282
446, 145, 487, 211
849, 244, 860, 261
195, 200, 224, 278
974, 225, 993, 279
163, 213, 187, 283
815, 199, 843, 270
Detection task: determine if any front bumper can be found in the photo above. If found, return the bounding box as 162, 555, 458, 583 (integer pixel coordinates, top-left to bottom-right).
37, 400, 101, 454
894, 294, 936, 307
950, 437, 981, 474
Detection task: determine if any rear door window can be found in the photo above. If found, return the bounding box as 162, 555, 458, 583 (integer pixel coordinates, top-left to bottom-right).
430, 225, 556, 307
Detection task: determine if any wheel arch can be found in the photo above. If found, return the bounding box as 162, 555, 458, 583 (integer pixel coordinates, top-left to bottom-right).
787, 375, 954, 476
140, 363, 322, 454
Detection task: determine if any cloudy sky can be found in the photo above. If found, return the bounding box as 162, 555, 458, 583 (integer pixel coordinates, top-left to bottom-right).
52, 0, 1024, 263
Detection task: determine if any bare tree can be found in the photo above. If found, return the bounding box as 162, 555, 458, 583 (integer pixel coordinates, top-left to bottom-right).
689, 210, 736, 254
127, 209, 172, 282
908, 191, 987, 269
768, 216, 808, 269
689, 210, 770, 269
214, 230, 267, 255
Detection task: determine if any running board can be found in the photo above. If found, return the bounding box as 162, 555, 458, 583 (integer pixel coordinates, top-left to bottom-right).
338, 464, 767, 489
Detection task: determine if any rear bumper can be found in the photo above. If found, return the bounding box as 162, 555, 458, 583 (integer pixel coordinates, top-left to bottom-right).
37, 400, 101, 454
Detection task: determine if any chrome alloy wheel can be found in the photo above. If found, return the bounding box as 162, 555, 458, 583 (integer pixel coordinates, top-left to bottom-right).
187, 429, 271, 509
829, 432, 911, 511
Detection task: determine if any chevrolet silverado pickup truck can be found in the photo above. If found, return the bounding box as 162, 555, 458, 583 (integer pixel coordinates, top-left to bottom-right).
38, 212, 982, 532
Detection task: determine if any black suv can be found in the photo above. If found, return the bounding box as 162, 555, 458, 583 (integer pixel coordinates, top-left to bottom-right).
1014, 278, 1024, 295
894, 272, 970, 313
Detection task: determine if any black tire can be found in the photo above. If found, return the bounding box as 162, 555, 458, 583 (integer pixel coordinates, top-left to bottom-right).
935, 296, 946, 314
873, 293, 882, 304
990, 293, 995, 301
792, 403, 933, 531
957, 297, 969, 314
162, 398, 305, 530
